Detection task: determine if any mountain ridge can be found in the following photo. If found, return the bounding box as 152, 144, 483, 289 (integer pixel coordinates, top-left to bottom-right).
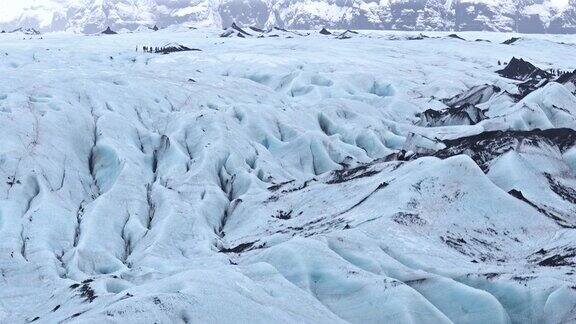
1, 0, 576, 34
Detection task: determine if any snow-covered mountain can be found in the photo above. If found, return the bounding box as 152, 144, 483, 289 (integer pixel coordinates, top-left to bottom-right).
1, 0, 576, 33
0, 27, 576, 323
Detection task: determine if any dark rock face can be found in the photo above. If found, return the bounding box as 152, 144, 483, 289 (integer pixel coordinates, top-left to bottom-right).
101, 27, 117, 35
495, 58, 576, 100
435, 128, 576, 170
220, 23, 254, 38
249, 26, 266, 33
502, 37, 521, 45
444, 84, 501, 108
319, 28, 332, 35
557, 70, 576, 85
230, 22, 252, 36
447, 34, 465, 40
497, 57, 552, 81
418, 105, 487, 127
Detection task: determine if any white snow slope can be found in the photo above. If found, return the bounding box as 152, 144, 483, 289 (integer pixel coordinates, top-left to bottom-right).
0, 28, 575, 323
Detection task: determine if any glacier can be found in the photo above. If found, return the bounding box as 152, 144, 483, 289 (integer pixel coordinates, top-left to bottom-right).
0, 27, 575, 323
